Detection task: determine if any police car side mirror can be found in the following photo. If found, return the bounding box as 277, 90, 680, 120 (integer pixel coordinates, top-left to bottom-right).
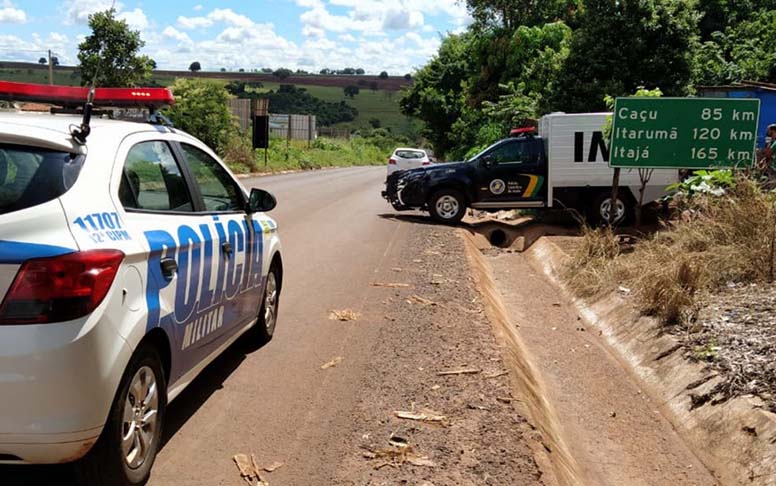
248, 188, 277, 213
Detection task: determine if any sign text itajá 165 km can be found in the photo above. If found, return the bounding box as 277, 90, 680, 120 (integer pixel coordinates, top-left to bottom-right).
609, 98, 760, 169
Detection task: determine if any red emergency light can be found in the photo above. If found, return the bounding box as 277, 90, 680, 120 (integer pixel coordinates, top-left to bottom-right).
509, 127, 536, 137
0, 81, 175, 108
510, 126, 537, 137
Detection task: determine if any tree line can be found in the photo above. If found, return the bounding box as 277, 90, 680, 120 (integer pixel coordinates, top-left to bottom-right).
401, 0, 776, 159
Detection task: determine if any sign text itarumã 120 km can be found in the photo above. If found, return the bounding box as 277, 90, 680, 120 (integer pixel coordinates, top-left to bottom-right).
609, 98, 760, 169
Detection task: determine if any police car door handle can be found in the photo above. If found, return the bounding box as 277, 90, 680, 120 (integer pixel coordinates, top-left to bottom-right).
160, 258, 177, 280
222, 241, 233, 256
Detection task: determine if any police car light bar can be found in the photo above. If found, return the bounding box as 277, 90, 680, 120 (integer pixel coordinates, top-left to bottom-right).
510, 126, 537, 136
0, 81, 175, 108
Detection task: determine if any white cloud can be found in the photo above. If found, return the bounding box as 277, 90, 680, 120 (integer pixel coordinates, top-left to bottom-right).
162, 26, 193, 44
382, 8, 423, 30
118, 8, 149, 31
0, 1, 26, 24
64, 0, 123, 24
177, 8, 254, 30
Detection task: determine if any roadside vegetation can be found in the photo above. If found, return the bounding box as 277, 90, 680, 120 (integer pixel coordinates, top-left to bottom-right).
222, 136, 392, 174
403, 0, 776, 159
566, 175, 776, 324
565, 174, 776, 408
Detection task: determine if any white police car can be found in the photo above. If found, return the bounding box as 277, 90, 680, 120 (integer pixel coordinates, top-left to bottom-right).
0, 81, 283, 485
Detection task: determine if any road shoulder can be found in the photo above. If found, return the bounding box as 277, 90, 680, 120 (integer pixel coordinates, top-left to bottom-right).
335, 223, 550, 485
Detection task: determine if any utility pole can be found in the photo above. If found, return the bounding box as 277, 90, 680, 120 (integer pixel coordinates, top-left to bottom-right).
48, 50, 53, 85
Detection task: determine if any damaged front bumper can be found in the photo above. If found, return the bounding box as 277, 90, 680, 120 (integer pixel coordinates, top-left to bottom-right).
383, 172, 425, 210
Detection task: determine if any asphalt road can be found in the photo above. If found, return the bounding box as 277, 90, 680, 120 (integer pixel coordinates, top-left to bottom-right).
150, 166, 410, 484
2, 166, 412, 485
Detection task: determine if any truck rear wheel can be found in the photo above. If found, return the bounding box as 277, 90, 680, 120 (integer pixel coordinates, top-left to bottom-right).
591, 192, 631, 226
428, 188, 466, 224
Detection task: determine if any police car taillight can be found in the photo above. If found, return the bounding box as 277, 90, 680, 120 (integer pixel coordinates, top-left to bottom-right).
0, 81, 175, 108
0, 250, 124, 325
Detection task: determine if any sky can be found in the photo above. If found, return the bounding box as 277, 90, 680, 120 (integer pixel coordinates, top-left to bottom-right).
0, 0, 472, 74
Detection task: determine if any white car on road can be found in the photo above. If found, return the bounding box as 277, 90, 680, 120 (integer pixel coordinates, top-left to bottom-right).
0, 81, 283, 486
387, 147, 432, 176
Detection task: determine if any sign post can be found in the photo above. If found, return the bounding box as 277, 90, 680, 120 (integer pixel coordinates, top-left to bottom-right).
251, 98, 270, 167
610, 98, 761, 169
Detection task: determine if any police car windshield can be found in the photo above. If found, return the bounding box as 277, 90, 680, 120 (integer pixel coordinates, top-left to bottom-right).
0, 143, 84, 215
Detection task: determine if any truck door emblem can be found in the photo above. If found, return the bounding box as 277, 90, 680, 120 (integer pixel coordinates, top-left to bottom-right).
489, 179, 506, 195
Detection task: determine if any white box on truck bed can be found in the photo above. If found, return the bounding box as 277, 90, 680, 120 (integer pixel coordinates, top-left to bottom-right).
539, 113, 678, 208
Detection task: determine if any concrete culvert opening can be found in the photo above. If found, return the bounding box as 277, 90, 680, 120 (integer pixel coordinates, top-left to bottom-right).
489, 229, 508, 248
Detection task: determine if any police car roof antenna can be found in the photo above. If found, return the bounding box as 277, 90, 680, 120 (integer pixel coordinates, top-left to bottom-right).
70, 88, 95, 145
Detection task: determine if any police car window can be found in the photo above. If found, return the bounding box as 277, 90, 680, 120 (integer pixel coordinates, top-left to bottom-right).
180, 144, 243, 213
119, 141, 194, 212
0, 144, 83, 216
488, 141, 527, 164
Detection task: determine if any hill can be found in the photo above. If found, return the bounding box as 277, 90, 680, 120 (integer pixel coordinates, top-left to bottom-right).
0, 62, 417, 135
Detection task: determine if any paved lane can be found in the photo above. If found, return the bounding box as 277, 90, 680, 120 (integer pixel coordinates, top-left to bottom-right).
150, 166, 412, 484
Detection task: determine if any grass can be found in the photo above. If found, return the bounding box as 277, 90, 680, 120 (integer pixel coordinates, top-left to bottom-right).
223, 136, 389, 174
564, 178, 776, 326
0, 67, 413, 135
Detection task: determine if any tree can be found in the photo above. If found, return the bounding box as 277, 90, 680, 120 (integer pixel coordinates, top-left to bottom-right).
189, 61, 202, 72
163, 78, 235, 154
274, 68, 292, 79
77, 9, 153, 87
550, 0, 695, 113
343, 85, 360, 98
465, 0, 581, 29
379, 71, 389, 79
38, 57, 46, 64
400, 33, 475, 159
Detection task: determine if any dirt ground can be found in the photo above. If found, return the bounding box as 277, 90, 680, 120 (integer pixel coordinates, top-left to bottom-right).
484, 242, 718, 486
335, 225, 548, 485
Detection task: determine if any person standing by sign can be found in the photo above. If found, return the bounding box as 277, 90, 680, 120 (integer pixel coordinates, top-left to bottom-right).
765, 124, 776, 168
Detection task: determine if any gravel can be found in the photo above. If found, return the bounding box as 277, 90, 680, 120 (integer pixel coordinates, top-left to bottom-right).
335, 224, 547, 485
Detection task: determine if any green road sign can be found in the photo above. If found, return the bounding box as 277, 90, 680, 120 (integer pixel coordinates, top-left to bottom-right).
610, 97, 760, 169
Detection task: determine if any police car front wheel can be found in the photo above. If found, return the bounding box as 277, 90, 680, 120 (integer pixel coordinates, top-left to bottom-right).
75, 347, 167, 486
429, 189, 466, 224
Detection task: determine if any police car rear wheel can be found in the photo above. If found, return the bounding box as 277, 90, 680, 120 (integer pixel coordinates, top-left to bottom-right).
429, 189, 466, 224
75, 347, 167, 486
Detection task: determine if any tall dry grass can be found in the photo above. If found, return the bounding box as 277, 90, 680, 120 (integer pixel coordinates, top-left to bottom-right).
565, 179, 776, 326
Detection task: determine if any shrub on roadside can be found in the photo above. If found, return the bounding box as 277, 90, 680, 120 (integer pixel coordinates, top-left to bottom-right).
565, 177, 776, 326
564, 226, 622, 298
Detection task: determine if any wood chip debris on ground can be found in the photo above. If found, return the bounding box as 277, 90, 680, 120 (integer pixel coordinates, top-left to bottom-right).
321, 356, 344, 369
483, 370, 509, 379
394, 408, 448, 424
263, 461, 285, 472
329, 309, 360, 321
409, 294, 437, 306
363, 436, 437, 470
233, 454, 269, 486
437, 367, 481, 376
371, 282, 411, 288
